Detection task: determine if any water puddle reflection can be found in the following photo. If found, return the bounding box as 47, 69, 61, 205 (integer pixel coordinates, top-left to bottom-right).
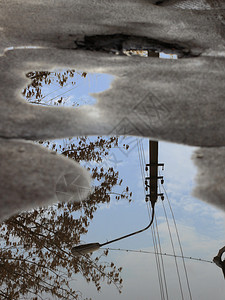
23, 69, 113, 108
1, 68, 224, 300
1, 133, 224, 299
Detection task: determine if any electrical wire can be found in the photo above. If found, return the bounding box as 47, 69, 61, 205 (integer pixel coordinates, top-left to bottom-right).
154, 212, 169, 300
160, 183, 193, 300
152, 216, 166, 300
137, 139, 167, 300
28, 72, 98, 106
137, 139, 162, 298
161, 197, 185, 300
136, 139, 146, 195
139, 140, 195, 300
140, 140, 168, 300
102, 248, 213, 264
46, 85, 78, 104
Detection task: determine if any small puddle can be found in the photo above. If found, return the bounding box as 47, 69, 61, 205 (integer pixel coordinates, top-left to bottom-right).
23, 69, 113, 107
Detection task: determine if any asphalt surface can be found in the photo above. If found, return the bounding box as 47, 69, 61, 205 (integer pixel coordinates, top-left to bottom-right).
0, 0, 224, 221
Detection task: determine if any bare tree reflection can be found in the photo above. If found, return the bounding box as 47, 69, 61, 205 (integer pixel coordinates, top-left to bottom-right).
0, 70, 132, 299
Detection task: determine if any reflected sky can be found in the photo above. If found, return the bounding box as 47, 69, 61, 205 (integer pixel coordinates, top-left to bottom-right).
1, 68, 224, 300
76, 139, 225, 300
27, 70, 113, 107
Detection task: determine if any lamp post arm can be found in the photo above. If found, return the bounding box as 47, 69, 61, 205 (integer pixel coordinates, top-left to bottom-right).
100, 204, 155, 247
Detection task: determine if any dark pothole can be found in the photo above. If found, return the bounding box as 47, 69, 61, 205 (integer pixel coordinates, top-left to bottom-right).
73, 34, 199, 58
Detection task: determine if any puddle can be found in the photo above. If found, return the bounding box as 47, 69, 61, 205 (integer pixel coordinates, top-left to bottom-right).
160, 52, 178, 59
1, 2, 225, 299
1, 132, 224, 299
23, 70, 113, 107
75, 34, 193, 58
2, 68, 225, 300
123, 50, 178, 59
22, 54, 177, 111
71, 139, 225, 300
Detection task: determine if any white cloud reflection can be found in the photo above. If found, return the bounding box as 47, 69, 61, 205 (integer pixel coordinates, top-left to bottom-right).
74, 140, 225, 300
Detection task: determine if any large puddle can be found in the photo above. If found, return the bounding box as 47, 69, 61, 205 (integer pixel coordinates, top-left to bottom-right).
1, 68, 224, 300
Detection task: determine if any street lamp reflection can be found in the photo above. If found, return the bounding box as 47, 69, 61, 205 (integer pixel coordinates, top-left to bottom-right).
71, 243, 101, 256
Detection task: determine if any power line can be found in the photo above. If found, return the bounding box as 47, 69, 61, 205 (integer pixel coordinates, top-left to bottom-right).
27, 71, 95, 106
136, 139, 146, 195
160, 183, 193, 300
154, 211, 169, 300
137, 140, 196, 299
46, 85, 78, 104
140, 140, 168, 300
137, 139, 163, 298
151, 211, 165, 300
137, 139, 168, 300
152, 217, 166, 300
161, 198, 185, 300
103, 248, 213, 264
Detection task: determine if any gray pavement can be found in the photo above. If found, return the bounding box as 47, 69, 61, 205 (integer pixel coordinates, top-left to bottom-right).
0, 0, 225, 221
